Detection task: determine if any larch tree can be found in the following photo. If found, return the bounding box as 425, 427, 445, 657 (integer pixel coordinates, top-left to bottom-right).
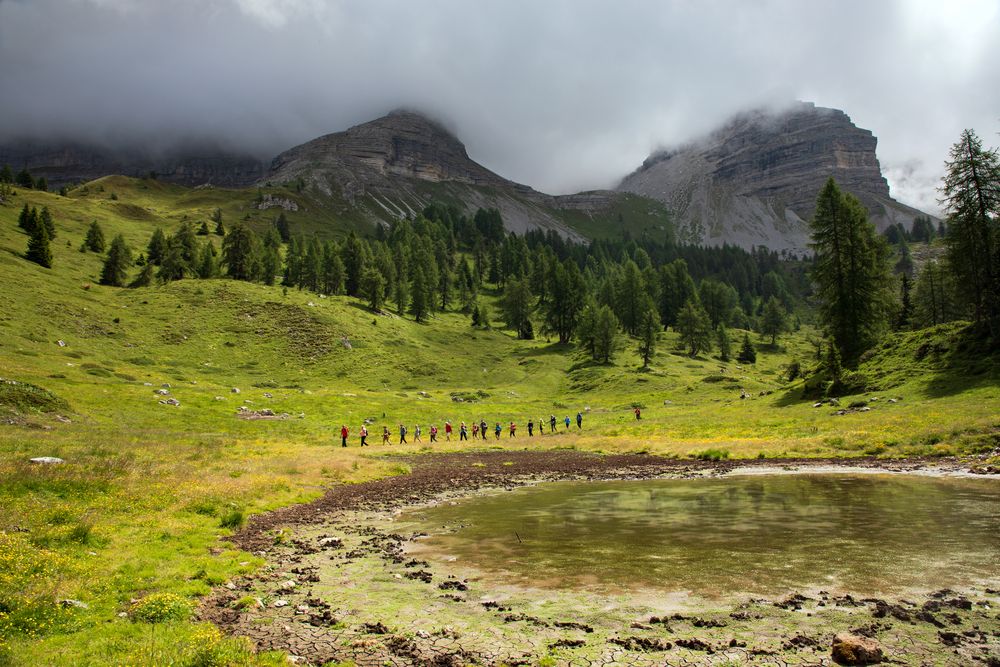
809, 178, 893, 365
99, 235, 133, 286
939, 129, 1000, 337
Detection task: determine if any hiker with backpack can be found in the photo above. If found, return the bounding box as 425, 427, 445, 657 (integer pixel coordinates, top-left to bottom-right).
340, 425, 348, 448
360, 424, 368, 446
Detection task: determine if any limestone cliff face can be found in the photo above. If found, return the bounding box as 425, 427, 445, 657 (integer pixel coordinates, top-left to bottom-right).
0, 142, 265, 187
618, 102, 929, 252
266, 110, 593, 240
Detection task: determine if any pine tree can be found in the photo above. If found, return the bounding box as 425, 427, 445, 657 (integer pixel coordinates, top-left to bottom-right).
542, 259, 587, 344
214, 218, 226, 237
25, 220, 52, 268
221, 223, 261, 281
261, 244, 281, 286
197, 221, 210, 236
759, 296, 788, 344
274, 212, 291, 243
15, 168, 33, 189
699, 278, 737, 328
717, 324, 732, 362
0, 164, 13, 183
658, 259, 696, 328
197, 241, 220, 279
737, 333, 757, 364
676, 299, 713, 356
616, 260, 647, 335
809, 178, 894, 365
500, 276, 534, 339
362, 266, 386, 312
912, 260, 960, 328
940, 129, 1000, 336
592, 305, 620, 363
83, 221, 106, 253
341, 232, 368, 296
100, 235, 132, 286
129, 262, 155, 288
146, 228, 168, 266
35, 177, 48, 192
17, 204, 36, 233
39, 207, 55, 240
409, 268, 429, 322
637, 305, 660, 368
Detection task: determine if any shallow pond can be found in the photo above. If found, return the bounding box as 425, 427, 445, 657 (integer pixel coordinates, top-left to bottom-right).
403, 473, 1000, 598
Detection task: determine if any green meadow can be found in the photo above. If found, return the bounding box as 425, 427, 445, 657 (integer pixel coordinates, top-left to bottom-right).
0, 179, 997, 665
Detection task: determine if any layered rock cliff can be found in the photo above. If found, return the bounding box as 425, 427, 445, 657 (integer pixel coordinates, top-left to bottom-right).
618, 102, 929, 252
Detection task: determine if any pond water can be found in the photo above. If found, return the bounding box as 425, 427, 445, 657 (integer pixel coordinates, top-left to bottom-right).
402, 473, 1000, 598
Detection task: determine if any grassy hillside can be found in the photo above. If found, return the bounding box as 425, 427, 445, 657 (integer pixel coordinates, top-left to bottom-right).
0, 181, 997, 665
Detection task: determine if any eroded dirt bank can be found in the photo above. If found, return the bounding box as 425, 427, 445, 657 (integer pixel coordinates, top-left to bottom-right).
202, 452, 1000, 666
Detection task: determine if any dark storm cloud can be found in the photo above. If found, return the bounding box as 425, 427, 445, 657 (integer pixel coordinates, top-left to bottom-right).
1, 0, 998, 212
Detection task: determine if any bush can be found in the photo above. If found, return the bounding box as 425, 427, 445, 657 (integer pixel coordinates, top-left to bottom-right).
0, 378, 70, 415
692, 448, 730, 461
129, 592, 193, 623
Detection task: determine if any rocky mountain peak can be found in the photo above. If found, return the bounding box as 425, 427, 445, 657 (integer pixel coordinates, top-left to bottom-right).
618, 101, 926, 251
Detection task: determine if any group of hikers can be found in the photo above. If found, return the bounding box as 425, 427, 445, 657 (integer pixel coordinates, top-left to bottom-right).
339, 412, 588, 447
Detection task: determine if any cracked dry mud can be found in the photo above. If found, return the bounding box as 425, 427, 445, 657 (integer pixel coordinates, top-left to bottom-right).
200, 451, 1000, 666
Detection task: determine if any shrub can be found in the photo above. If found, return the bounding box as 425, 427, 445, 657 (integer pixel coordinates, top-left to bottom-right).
129, 592, 193, 623
218, 507, 244, 530
692, 448, 730, 461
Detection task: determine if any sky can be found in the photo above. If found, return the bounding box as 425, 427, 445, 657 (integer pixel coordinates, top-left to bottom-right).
1, 0, 998, 214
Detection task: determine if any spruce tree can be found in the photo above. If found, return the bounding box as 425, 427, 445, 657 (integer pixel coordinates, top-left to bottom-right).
83, 221, 106, 253
100, 235, 132, 286
25, 220, 52, 268
409, 268, 429, 322
0, 164, 12, 183
500, 276, 534, 339
261, 244, 281, 286
222, 223, 261, 281
717, 324, 732, 362
362, 266, 386, 312
146, 228, 167, 266
809, 178, 893, 365
592, 305, 620, 363
274, 212, 291, 243
17, 204, 36, 233
940, 129, 1000, 336
39, 207, 55, 239
35, 177, 48, 192
197, 221, 210, 236
737, 333, 757, 364
129, 262, 155, 288
15, 168, 33, 189
912, 260, 960, 328
896, 274, 913, 331
543, 259, 587, 344
197, 241, 220, 279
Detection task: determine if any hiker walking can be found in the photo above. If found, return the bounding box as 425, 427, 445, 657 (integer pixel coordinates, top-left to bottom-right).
527, 419, 534, 436
445, 421, 453, 441
550, 415, 557, 432
480, 419, 488, 440
634, 406, 641, 420
472, 422, 479, 439
509, 422, 516, 438
564, 415, 571, 430
538, 417, 544, 434
576, 412, 583, 429
340, 425, 349, 448
382, 426, 390, 445
360, 424, 368, 447
494, 423, 501, 440
430, 425, 438, 442
413, 424, 422, 443
399, 424, 408, 444
460, 421, 468, 441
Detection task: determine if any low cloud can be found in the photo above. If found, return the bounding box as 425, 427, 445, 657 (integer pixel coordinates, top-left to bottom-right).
1, 0, 998, 213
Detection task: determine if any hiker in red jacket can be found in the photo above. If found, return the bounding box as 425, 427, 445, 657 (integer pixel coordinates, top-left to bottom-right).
340, 425, 348, 448
445, 421, 453, 441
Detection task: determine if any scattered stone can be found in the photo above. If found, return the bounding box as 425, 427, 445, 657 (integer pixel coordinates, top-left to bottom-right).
231, 387, 240, 394
215, 396, 225, 401
30, 457, 64, 464
58, 599, 88, 609
57, 340, 66, 347
277, 579, 297, 591
161, 383, 171, 389
813, 402, 824, 408
418, 391, 429, 397
263, 392, 273, 399
273, 600, 289, 608
154, 389, 170, 395
831, 632, 884, 665
159, 398, 180, 406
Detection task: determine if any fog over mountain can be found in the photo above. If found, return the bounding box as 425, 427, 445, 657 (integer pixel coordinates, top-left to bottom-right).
1, 0, 998, 214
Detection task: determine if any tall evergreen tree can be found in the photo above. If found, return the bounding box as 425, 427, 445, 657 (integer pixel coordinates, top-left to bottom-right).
25, 220, 52, 268
361, 266, 386, 312
83, 220, 106, 253
896, 274, 913, 331
637, 305, 660, 368
543, 259, 586, 344
809, 178, 893, 365
940, 129, 1000, 336
616, 260, 647, 335
759, 296, 788, 344
146, 228, 167, 266
717, 324, 732, 362
129, 262, 155, 288
737, 333, 757, 364
197, 241, 220, 279
15, 168, 33, 189
221, 223, 261, 281
274, 212, 291, 243
17, 204, 37, 233
912, 260, 960, 328
39, 207, 55, 240
0, 164, 13, 183
676, 299, 713, 356
409, 267, 429, 322
341, 232, 368, 297
699, 278, 737, 328
260, 244, 281, 286
592, 305, 620, 363
658, 259, 696, 328
500, 276, 534, 339
100, 235, 133, 286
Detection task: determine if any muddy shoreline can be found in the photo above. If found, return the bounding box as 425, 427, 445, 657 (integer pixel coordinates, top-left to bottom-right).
204, 452, 1000, 666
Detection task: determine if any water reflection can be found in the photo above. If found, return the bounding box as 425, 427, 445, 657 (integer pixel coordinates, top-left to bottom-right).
403, 474, 1000, 597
